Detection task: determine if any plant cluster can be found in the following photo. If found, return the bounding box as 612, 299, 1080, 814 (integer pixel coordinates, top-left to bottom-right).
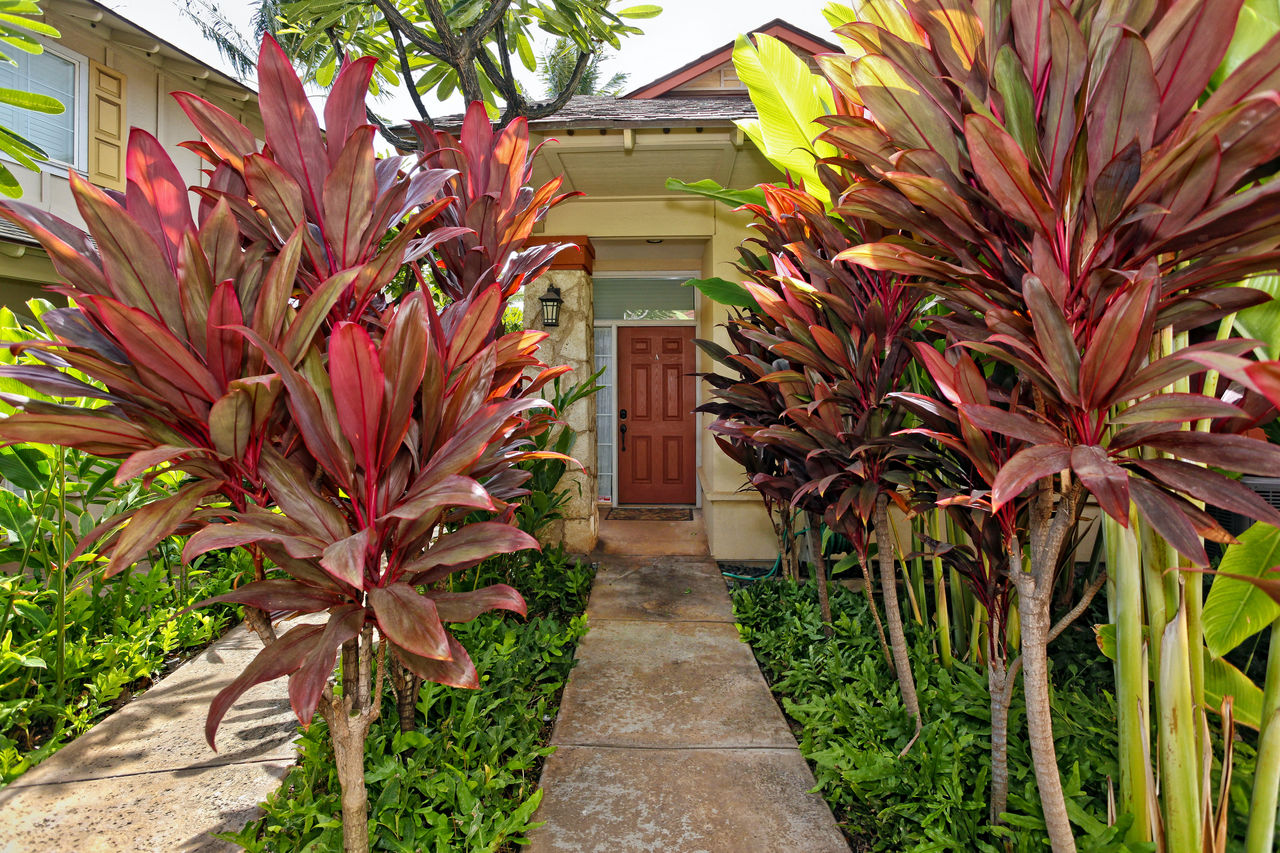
733, 579, 1261, 853
0, 34, 582, 851
691, 2, 1280, 850
225, 550, 593, 852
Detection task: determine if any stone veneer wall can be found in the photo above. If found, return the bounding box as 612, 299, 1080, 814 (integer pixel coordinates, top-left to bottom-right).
524, 261, 598, 554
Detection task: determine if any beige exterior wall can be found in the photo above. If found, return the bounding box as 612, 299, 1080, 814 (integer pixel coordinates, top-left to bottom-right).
533, 127, 781, 561
0, 1, 261, 307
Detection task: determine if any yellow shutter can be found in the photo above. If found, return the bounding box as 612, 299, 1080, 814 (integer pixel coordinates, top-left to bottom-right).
87, 61, 126, 190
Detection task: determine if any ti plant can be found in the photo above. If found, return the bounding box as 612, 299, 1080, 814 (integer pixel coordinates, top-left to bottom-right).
0, 35, 576, 852
697, 182, 928, 742
817, 1, 1280, 849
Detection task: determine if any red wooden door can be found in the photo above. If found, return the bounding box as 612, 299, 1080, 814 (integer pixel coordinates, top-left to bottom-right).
618, 326, 696, 504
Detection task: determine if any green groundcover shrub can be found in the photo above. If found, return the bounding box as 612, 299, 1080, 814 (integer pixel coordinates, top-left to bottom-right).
225, 549, 594, 852
732, 581, 1257, 853
0, 549, 241, 784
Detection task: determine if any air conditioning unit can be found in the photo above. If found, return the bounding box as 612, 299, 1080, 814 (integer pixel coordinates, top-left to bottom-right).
1206, 476, 1280, 559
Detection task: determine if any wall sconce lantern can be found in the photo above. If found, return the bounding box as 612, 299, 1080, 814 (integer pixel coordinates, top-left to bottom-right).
539, 286, 563, 328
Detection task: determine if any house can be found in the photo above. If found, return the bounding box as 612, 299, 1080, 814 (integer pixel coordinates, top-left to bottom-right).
509, 20, 838, 561
0, 0, 261, 308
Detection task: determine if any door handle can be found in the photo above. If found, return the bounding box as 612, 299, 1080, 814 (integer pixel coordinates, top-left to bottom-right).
619, 422, 627, 452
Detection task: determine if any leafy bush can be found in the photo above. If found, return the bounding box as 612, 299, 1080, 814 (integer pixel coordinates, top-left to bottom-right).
225, 550, 593, 852
0, 549, 241, 784
733, 580, 1256, 853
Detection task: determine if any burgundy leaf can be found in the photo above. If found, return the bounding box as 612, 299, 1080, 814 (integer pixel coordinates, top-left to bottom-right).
1070, 444, 1129, 525
324, 56, 378, 162
368, 583, 450, 661
384, 474, 494, 521
1142, 431, 1280, 477
105, 479, 223, 576
206, 623, 322, 748
289, 604, 364, 724
319, 527, 371, 590
958, 402, 1064, 445
1133, 458, 1280, 527
402, 522, 539, 583
1128, 477, 1208, 566
991, 445, 1071, 510
393, 633, 478, 689
195, 579, 344, 613
427, 584, 528, 623
328, 322, 384, 469
256, 35, 328, 218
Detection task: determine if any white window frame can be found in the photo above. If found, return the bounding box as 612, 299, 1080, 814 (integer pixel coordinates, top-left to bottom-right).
593, 271, 702, 507
0, 38, 90, 174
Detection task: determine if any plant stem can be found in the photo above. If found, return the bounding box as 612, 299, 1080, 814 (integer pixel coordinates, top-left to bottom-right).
1245, 618, 1280, 853
988, 651, 1012, 822
807, 512, 833, 638
53, 444, 67, 712
1107, 513, 1151, 844
931, 509, 952, 669
1158, 592, 1202, 851
874, 494, 922, 743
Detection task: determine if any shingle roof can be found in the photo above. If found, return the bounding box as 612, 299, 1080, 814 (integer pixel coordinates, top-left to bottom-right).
0, 220, 37, 247
426, 95, 757, 133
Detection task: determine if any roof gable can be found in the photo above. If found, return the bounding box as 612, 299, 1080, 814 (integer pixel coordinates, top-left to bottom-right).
623, 18, 837, 100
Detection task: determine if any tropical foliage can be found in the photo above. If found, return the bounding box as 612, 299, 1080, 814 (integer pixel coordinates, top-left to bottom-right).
689, 2, 1280, 851
0, 34, 579, 851
0, 0, 66, 196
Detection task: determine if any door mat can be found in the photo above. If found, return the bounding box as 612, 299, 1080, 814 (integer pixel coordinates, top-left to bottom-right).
606, 507, 693, 521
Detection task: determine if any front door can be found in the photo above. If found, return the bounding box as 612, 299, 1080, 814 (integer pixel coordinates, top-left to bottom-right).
617, 326, 696, 504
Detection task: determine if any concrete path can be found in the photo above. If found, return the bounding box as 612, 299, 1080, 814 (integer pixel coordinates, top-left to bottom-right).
527, 520, 849, 853
0, 623, 298, 852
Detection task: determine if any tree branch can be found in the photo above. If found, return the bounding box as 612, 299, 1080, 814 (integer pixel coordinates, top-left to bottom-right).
522, 50, 592, 121
466, 0, 516, 49
371, 0, 451, 62
1048, 570, 1107, 645
391, 24, 432, 125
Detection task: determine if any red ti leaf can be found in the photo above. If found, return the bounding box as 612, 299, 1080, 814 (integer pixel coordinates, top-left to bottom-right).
1142, 431, 1280, 478
1128, 477, 1209, 567
1070, 444, 1129, 525
1085, 30, 1158, 181
319, 527, 371, 590
383, 475, 494, 521
991, 445, 1072, 510
207, 623, 322, 748
171, 92, 258, 172
257, 35, 328, 219
427, 584, 527, 623
322, 125, 377, 269
958, 402, 1065, 445
964, 114, 1055, 239
195, 579, 344, 613
328, 322, 384, 469
125, 128, 194, 273
289, 604, 364, 725
368, 583, 450, 661
403, 522, 539, 584
393, 634, 478, 689
105, 480, 223, 577
324, 56, 378, 163
1134, 458, 1280, 528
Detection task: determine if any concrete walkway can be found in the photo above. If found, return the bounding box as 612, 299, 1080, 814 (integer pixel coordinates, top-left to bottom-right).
0, 623, 298, 852
528, 517, 849, 852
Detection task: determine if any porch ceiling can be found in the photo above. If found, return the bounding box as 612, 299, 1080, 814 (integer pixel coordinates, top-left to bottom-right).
531, 127, 778, 202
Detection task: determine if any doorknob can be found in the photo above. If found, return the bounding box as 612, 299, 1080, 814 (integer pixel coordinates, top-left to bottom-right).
619, 422, 627, 452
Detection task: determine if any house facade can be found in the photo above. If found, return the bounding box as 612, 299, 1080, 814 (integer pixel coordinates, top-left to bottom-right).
0, 0, 261, 307
513, 21, 836, 561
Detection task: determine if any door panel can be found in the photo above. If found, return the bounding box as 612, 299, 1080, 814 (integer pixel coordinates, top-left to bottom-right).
618, 326, 696, 504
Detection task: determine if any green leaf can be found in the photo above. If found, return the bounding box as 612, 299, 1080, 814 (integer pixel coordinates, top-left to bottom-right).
665, 177, 766, 208
617, 5, 662, 18
0, 444, 47, 491
0, 87, 61, 113
1203, 522, 1280, 658
732, 33, 836, 205
1234, 273, 1280, 358
993, 45, 1036, 161
684, 276, 761, 310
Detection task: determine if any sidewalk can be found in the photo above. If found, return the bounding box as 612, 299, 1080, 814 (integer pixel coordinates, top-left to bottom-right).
527, 517, 849, 852
0, 623, 297, 852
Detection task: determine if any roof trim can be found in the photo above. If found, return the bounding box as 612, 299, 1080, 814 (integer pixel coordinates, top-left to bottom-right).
622, 18, 838, 100
52, 0, 256, 97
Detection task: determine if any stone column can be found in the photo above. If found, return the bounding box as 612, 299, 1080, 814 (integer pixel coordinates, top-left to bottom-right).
523, 237, 597, 555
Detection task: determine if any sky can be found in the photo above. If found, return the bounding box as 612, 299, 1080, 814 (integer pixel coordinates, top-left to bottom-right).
106, 0, 836, 122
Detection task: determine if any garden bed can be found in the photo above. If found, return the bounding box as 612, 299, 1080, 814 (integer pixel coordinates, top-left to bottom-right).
223, 549, 595, 852
732, 580, 1259, 852
0, 551, 243, 786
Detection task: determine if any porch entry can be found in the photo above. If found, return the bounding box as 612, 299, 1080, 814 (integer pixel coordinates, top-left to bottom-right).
592, 276, 698, 506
